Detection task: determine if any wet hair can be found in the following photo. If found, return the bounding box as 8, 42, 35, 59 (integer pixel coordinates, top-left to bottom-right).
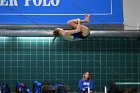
53, 28, 60, 43
53, 28, 60, 37
82, 71, 91, 80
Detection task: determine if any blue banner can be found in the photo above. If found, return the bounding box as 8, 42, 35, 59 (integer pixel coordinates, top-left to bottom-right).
0, 0, 123, 24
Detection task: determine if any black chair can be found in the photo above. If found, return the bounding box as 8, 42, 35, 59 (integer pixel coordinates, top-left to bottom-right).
55, 85, 70, 93
41, 85, 55, 93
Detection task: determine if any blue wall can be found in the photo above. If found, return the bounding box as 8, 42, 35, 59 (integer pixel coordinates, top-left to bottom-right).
0, 0, 123, 24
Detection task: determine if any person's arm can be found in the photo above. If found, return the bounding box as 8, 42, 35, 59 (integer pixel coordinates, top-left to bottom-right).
90, 80, 93, 91
79, 80, 84, 91
75, 18, 81, 32
63, 18, 81, 36
90, 80, 95, 92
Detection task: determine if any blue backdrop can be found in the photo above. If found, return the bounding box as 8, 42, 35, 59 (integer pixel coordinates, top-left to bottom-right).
0, 0, 123, 24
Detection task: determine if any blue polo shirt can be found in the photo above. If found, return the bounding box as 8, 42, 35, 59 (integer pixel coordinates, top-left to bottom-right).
79, 79, 94, 91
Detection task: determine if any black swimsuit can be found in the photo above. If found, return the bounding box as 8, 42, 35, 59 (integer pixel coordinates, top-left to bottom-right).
72, 32, 90, 40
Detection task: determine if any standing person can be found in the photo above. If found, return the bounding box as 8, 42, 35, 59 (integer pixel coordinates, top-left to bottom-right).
78, 71, 94, 93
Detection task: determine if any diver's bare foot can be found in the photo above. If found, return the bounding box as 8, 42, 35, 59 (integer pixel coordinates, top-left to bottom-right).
84, 14, 91, 22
